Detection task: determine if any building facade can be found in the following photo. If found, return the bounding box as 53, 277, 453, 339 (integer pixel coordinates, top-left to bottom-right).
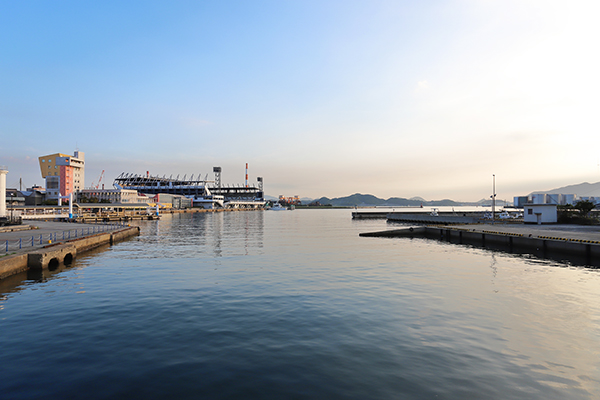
38, 151, 85, 200
76, 188, 146, 204
523, 204, 557, 224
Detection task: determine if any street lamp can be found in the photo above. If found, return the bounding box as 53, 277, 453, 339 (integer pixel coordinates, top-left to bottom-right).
10, 192, 14, 221
491, 174, 496, 222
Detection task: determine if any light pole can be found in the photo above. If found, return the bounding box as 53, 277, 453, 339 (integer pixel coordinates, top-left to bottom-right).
491, 174, 496, 222
10, 192, 14, 221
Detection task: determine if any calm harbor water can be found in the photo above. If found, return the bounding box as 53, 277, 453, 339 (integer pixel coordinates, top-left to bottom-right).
1, 209, 599, 399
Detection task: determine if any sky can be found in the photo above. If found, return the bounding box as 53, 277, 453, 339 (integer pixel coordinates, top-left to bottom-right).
1, 0, 599, 202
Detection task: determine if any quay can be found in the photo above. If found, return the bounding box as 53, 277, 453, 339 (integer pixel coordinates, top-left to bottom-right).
360, 224, 600, 266
352, 210, 491, 224
0, 221, 140, 280
8, 203, 264, 223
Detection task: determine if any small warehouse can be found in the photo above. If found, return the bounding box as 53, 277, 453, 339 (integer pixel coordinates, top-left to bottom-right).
523, 203, 557, 224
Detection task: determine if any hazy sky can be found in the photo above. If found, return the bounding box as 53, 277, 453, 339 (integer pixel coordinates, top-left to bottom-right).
1, 0, 599, 201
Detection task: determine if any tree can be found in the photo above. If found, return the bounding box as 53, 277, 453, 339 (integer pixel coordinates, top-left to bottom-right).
574, 200, 596, 217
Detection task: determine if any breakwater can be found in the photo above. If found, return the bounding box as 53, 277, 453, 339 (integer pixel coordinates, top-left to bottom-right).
0, 226, 139, 279
352, 210, 491, 224
360, 224, 600, 265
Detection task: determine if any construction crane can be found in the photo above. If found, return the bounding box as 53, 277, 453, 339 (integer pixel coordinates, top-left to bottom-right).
91, 170, 105, 189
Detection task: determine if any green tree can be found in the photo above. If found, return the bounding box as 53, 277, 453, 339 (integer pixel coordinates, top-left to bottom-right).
574, 200, 596, 217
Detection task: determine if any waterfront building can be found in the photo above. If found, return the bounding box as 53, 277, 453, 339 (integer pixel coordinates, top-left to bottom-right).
76, 188, 145, 204
38, 151, 85, 200
515, 193, 578, 207
523, 203, 557, 224
114, 169, 265, 209
513, 196, 529, 208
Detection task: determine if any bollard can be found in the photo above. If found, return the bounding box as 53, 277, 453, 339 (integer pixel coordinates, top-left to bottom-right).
40, 234, 42, 245
5, 240, 7, 252
31, 236, 34, 246
19, 238, 22, 249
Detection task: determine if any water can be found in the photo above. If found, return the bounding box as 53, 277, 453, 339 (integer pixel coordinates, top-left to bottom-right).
1, 209, 599, 399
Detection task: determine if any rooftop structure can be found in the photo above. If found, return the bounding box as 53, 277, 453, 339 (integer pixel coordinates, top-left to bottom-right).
38, 151, 85, 200
113, 168, 264, 209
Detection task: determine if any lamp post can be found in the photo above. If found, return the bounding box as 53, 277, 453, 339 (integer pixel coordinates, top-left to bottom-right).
10, 192, 14, 221
491, 174, 496, 222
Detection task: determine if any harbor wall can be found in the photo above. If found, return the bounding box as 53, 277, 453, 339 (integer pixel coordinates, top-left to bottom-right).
360, 225, 600, 265
0, 253, 28, 280
0, 226, 140, 279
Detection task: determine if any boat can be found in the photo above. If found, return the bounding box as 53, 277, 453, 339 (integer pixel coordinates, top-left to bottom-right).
269, 203, 288, 211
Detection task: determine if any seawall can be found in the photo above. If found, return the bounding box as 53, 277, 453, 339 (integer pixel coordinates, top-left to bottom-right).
0, 226, 140, 279
360, 224, 600, 266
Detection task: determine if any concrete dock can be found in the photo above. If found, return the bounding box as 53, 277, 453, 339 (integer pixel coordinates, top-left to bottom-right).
360, 223, 600, 266
0, 221, 140, 279
352, 210, 493, 224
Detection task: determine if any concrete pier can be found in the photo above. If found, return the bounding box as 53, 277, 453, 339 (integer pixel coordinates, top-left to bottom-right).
0, 226, 140, 279
352, 210, 488, 224
360, 224, 600, 265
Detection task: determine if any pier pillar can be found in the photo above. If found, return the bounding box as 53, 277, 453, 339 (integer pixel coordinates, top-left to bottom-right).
0, 166, 7, 218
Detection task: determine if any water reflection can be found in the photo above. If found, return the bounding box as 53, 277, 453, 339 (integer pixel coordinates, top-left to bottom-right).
1, 210, 599, 399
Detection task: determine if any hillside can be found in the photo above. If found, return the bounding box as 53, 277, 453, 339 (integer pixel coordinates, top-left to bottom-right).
313, 193, 462, 207
531, 181, 600, 197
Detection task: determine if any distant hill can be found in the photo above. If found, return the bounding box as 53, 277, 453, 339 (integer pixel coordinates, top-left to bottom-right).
313, 193, 462, 207
531, 181, 600, 197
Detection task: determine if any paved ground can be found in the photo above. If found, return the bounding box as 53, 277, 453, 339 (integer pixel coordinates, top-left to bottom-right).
1, 221, 127, 255
450, 223, 600, 241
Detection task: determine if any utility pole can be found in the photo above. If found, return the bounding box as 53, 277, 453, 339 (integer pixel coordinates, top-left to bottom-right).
492, 174, 496, 222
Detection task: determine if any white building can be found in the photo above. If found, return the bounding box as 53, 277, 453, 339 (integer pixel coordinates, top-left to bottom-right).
77, 188, 147, 204
524, 204, 557, 224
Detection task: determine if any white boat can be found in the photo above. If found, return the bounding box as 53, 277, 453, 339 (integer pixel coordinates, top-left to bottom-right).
269, 203, 288, 211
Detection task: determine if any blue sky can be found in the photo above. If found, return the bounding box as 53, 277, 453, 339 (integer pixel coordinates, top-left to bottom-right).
1, 0, 599, 201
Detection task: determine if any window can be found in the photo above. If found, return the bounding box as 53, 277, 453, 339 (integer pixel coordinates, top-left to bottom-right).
528, 209, 533, 215
42, 159, 45, 162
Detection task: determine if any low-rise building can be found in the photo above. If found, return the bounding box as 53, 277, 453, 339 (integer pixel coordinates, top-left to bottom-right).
77, 188, 141, 204
524, 203, 557, 224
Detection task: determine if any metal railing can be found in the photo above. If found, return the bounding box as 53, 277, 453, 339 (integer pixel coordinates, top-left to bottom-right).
3, 222, 128, 253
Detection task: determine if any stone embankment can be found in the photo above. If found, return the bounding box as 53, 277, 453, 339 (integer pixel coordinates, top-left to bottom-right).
360, 224, 600, 265
0, 226, 139, 280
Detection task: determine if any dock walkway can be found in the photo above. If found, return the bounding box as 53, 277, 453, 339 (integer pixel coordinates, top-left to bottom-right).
360, 223, 600, 265
1, 221, 127, 255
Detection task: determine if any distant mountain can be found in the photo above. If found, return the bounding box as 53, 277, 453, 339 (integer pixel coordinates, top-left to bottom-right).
531, 181, 600, 197
313, 193, 462, 207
